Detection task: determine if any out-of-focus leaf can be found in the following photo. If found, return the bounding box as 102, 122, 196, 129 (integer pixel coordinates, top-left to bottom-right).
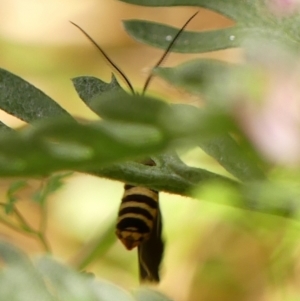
155, 60, 265, 181
0, 87, 263, 187
90, 92, 169, 123
198, 135, 265, 182
0, 69, 73, 123
133, 287, 173, 301
90, 279, 135, 301
155, 59, 234, 96
0, 93, 250, 180
37, 257, 135, 301
242, 181, 300, 218
5, 180, 28, 214
32, 172, 72, 205
72, 216, 117, 270
194, 179, 300, 219
0, 242, 135, 301
36, 257, 100, 301
0, 121, 12, 132
0, 242, 56, 301
72, 75, 123, 113
0, 117, 166, 176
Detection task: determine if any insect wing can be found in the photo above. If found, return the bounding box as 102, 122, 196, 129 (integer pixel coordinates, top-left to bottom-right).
138, 208, 164, 282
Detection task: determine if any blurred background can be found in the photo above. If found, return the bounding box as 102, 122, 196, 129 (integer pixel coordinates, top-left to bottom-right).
0, 1, 297, 301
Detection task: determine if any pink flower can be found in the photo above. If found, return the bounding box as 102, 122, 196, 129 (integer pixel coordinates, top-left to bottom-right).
236, 71, 300, 166
266, 0, 300, 16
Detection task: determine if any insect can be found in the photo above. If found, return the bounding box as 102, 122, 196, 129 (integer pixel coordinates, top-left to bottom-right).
71, 11, 198, 282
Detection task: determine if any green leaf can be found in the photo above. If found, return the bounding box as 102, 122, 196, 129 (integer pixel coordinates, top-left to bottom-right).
155, 59, 234, 95
72, 75, 123, 113
0, 91, 238, 178
198, 135, 265, 182
0, 68, 73, 123
155, 60, 265, 182
0, 242, 56, 301
0, 242, 134, 301
119, 0, 255, 22
120, 1, 300, 53
0, 121, 12, 132
73, 217, 117, 270
36, 257, 100, 301
0, 118, 167, 176
32, 172, 72, 205
90, 92, 169, 123
124, 21, 240, 53
94, 158, 237, 196
90, 279, 135, 301
90, 93, 234, 141
36, 257, 134, 301
5, 180, 28, 214
133, 287, 173, 301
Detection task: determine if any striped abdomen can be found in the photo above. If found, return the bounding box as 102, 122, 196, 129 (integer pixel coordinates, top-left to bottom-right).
116, 184, 159, 250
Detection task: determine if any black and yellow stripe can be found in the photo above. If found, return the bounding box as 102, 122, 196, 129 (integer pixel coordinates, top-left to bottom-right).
115, 159, 164, 282
116, 164, 159, 250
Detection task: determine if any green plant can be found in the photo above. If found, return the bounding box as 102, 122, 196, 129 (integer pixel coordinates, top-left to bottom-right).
1, 0, 300, 299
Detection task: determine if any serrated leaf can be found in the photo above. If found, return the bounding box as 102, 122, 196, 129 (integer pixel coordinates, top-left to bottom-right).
0, 68, 73, 123
72, 75, 123, 113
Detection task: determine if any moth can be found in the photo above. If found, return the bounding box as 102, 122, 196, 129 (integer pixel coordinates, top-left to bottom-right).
71, 11, 197, 282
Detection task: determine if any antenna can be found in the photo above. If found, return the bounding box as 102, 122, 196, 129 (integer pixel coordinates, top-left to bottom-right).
142, 11, 199, 95
70, 21, 135, 94
70, 11, 198, 95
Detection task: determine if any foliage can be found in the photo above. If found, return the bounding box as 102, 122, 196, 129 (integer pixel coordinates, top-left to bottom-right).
1, 0, 300, 298
0, 241, 171, 301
